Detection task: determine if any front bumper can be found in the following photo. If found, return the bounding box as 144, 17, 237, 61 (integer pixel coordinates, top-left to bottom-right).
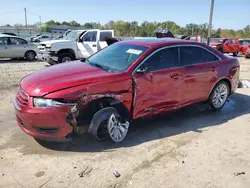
37, 51, 58, 65
14, 96, 73, 140
245, 51, 250, 58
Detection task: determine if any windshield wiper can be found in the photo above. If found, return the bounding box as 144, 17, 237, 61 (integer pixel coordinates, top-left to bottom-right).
91, 63, 112, 72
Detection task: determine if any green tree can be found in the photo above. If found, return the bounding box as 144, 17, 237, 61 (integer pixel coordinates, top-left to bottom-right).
40, 24, 51, 32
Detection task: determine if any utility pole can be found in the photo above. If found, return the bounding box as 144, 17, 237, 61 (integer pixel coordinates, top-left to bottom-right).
24, 8, 27, 30
207, 0, 215, 45
39, 16, 42, 33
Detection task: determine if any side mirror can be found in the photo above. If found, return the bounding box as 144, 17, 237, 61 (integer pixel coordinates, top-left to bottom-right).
136, 68, 148, 74
78, 38, 83, 42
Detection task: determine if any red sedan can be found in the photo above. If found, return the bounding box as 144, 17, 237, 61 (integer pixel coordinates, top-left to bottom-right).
14, 39, 240, 143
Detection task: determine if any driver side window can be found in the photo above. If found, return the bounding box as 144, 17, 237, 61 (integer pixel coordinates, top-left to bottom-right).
140, 47, 179, 72
83, 31, 97, 42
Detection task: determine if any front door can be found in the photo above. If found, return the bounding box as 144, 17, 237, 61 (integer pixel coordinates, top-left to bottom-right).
132, 46, 185, 119
77, 30, 98, 58
9, 37, 28, 57
0, 37, 11, 58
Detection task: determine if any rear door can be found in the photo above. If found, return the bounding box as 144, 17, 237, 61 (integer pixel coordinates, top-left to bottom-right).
98, 30, 114, 50
133, 46, 185, 119
228, 39, 239, 53
77, 30, 98, 58
180, 46, 219, 103
9, 37, 28, 57
0, 37, 11, 58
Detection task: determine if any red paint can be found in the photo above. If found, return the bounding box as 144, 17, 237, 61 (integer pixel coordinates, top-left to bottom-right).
14, 39, 240, 140
210, 38, 240, 54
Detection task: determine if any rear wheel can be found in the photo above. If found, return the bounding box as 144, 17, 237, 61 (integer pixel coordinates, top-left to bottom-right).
58, 53, 74, 63
232, 52, 238, 57
209, 81, 229, 111
25, 51, 36, 61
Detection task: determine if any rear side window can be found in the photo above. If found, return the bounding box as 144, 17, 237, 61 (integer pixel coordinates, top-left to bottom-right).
201, 48, 219, 62
180, 46, 219, 66
180, 46, 203, 66
142, 47, 179, 71
100, 31, 112, 41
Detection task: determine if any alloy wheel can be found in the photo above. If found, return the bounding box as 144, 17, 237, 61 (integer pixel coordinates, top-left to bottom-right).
212, 83, 228, 108
107, 113, 129, 142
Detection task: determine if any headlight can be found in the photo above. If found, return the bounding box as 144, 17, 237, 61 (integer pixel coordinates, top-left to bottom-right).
33, 98, 76, 107
46, 44, 52, 48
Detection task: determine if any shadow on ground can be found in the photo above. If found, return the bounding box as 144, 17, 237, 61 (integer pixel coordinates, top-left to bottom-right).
36, 92, 250, 152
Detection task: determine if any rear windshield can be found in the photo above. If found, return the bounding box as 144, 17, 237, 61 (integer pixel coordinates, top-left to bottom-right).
210, 38, 224, 43
87, 43, 149, 72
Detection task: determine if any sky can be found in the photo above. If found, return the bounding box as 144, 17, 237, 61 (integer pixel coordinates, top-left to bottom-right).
0, 0, 249, 29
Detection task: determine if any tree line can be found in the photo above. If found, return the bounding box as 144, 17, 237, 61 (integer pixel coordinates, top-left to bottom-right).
41, 20, 250, 38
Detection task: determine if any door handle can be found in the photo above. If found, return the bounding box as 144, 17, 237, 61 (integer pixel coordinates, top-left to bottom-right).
170, 73, 181, 79
210, 67, 216, 72
92, 44, 97, 47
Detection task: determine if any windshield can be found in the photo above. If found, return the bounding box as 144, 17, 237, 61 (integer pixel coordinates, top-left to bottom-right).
210, 38, 224, 43
86, 43, 149, 72
242, 41, 250, 45
63, 31, 82, 40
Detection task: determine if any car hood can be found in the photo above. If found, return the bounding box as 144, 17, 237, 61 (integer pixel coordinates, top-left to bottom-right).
40, 39, 70, 45
20, 61, 121, 97
210, 42, 222, 47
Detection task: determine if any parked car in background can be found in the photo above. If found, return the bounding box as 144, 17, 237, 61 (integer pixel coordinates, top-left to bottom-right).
53, 35, 63, 40
14, 39, 240, 143
245, 46, 250, 58
184, 35, 207, 43
30, 34, 41, 42
37, 29, 114, 64
210, 38, 240, 56
239, 39, 250, 55
0, 34, 37, 60
33, 35, 51, 43
1, 32, 17, 36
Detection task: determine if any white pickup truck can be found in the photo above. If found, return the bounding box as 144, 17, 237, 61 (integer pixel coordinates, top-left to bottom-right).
37, 29, 114, 64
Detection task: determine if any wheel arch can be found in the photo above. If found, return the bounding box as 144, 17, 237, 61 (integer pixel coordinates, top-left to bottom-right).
208, 77, 232, 98
57, 48, 76, 59
25, 50, 37, 56
76, 96, 131, 140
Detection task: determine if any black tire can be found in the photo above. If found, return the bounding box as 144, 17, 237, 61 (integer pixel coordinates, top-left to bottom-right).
232, 52, 238, 57
245, 55, 249, 59
209, 81, 230, 111
25, 50, 36, 61
217, 47, 223, 53
58, 53, 74, 63
88, 107, 129, 142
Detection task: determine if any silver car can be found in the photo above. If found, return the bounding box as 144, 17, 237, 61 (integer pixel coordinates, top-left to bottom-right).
0, 34, 37, 61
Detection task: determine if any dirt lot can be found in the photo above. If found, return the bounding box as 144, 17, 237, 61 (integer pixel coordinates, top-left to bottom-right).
0, 56, 250, 188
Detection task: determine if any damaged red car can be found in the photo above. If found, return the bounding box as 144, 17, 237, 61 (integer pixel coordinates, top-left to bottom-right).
14, 39, 240, 143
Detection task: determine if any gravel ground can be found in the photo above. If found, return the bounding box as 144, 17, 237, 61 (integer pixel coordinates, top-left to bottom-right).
0, 56, 250, 188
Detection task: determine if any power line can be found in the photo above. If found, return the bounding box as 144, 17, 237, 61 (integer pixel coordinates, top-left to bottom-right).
0, 10, 23, 16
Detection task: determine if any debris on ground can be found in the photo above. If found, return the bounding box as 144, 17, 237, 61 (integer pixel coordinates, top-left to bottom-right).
113, 171, 121, 178
238, 80, 250, 88
1, 157, 3, 159
2, 174, 4, 176
182, 160, 185, 164
78, 166, 92, 178
234, 172, 245, 176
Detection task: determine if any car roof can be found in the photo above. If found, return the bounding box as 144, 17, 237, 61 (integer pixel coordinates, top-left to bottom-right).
0, 34, 25, 39
120, 38, 202, 47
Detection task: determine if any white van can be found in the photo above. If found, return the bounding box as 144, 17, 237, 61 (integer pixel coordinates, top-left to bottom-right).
38, 29, 114, 64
